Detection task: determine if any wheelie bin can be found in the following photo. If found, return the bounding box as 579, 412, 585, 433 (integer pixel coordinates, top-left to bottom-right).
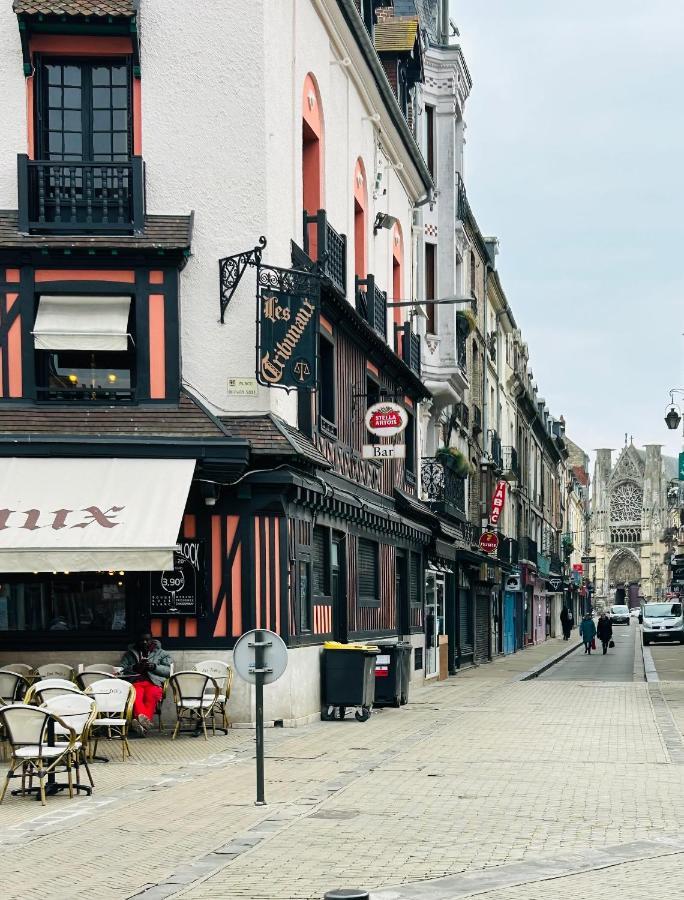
322, 642, 378, 721
373, 641, 412, 707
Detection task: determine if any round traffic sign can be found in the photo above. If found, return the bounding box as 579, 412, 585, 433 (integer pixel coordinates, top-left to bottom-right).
233, 629, 288, 685
479, 531, 499, 554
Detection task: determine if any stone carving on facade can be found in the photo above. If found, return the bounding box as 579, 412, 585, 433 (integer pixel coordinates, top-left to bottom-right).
608, 548, 640, 585
609, 482, 643, 523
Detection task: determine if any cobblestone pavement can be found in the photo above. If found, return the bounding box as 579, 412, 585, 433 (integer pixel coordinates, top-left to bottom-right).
2, 636, 684, 900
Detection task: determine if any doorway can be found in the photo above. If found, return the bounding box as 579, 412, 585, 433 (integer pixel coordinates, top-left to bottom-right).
331, 532, 347, 642
425, 571, 445, 677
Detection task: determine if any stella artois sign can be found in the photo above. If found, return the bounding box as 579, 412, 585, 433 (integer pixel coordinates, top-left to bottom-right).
490, 479, 507, 526
479, 531, 499, 554
364, 402, 408, 437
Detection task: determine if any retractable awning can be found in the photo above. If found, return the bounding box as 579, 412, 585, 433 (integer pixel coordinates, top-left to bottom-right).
33, 295, 131, 351
0, 458, 195, 573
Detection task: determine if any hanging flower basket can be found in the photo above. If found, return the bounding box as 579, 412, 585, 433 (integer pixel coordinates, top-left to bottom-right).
436, 446, 472, 478
457, 309, 477, 336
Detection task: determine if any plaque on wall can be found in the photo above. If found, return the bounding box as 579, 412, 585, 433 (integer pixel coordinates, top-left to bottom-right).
150, 541, 204, 616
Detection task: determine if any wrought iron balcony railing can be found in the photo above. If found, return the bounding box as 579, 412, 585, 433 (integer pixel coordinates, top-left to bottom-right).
395, 322, 421, 376
519, 536, 538, 566
421, 457, 466, 520
455, 401, 469, 428
456, 172, 470, 223
18, 154, 145, 234
501, 446, 519, 479
457, 331, 467, 374
302, 208, 347, 296
472, 404, 482, 435
490, 432, 502, 470
355, 274, 387, 340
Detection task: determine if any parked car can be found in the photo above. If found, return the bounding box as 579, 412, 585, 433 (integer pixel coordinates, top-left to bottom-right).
641, 602, 684, 645
609, 604, 631, 625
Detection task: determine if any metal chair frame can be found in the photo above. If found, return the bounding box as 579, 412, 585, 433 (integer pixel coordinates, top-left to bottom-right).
170, 672, 219, 741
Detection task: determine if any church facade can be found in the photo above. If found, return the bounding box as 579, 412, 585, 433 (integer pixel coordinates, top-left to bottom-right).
591, 443, 679, 607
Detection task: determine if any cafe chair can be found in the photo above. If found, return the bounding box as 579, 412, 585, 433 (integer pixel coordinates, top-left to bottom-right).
85, 678, 135, 762
41, 694, 97, 791
24, 679, 82, 705
0, 672, 31, 759
82, 664, 120, 675
154, 662, 174, 733
76, 670, 115, 691
194, 660, 234, 733
169, 672, 219, 741
35, 664, 75, 682
0, 704, 77, 806
0, 664, 35, 681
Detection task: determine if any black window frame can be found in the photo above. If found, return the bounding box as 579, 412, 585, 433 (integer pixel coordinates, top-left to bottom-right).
312, 525, 331, 600
36, 55, 133, 163
425, 242, 436, 333
318, 331, 337, 439
357, 538, 380, 609
366, 372, 380, 445
297, 557, 313, 634
425, 104, 435, 175
404, 410, 416, 479
409, 552, 422, 608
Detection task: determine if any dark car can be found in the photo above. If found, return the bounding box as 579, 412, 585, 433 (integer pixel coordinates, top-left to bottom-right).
609, 604, 630, 625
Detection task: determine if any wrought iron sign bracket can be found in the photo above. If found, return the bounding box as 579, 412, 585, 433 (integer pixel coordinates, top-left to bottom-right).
351, 384, 405, 417
219, 236, 267, 323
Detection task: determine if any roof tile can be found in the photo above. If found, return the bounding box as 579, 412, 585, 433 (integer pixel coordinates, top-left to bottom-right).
374, 18, 420, 54
13, 1, 134, 16
222, 414, 331, 469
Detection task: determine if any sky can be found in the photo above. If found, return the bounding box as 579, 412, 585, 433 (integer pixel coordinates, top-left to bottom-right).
454, 0, 684, 466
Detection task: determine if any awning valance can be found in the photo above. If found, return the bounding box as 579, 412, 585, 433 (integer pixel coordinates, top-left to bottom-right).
0, 458, 194, 573
33, 295, 131, 352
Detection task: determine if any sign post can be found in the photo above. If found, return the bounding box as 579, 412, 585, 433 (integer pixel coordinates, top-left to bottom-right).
232, 628, 288, 806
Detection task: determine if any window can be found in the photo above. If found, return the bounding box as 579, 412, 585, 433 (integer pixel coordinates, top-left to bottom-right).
312, 526, 330, 598
39, 60, 131, 162
405, 411, 416, 478
318, 334, 336, 437
425, 105, 435, 175
297, 560, 312, 633
410, 552, 421, 607
0, 572, 133, 634
470, 251, 476, 296
358, 538, 379, 608
366, 375, 380, 444
425, 243, 436, 333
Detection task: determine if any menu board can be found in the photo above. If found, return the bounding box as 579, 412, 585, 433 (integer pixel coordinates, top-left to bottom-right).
150, 541, 204, 616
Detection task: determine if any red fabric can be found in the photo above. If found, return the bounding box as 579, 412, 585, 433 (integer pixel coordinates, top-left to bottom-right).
133, 680, 163, 720
591, 638, 596, 650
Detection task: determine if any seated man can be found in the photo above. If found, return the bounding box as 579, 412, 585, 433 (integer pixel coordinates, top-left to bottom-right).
120, 632, 172, 735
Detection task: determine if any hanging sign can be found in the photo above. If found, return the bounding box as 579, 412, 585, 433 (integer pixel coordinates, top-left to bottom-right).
256, 265, 320, 391
364, 401, 408, 437
150, 541, 204, 616
479, 531, 499, 554
489, 479, 507, 526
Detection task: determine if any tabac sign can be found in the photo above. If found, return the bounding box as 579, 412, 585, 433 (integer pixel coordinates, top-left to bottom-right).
256, 269, 320, 391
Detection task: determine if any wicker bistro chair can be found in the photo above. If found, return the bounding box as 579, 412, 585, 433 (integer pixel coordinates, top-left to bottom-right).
0, 672, 31, 759
0, 704, 77, 806
0, 664, 35, 680
41, 694, 96, 792
76, 670, 115, 691
85, 678, 135, 762
35, 664, 75, 682
170, 672, 219, 741
194, 661, 234, 733
24, 680, 82, 705
82, 664, 120, 675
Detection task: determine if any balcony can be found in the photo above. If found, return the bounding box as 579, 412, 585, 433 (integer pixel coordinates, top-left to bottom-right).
501, 446, 519, 480
421, 457, 466, 520
302, 208, 347, 297
395, 322, 421, 376
490, 432, 502, 470
456, 172, 470, 222
519, 536, 538, 566
355, 274, 387, 340
18, 154, 145, 234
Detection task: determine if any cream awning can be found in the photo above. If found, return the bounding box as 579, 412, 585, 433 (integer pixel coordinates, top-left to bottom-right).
33, 295, 131, 351
0, 458, 195, 573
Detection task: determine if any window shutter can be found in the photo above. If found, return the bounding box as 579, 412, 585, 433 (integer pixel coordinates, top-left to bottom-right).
410, 553, 421, 606
358, 539, 378, 605
312, 526, 327, 596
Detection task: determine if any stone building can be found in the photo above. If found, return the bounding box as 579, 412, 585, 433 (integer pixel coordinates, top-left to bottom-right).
591, 442, 679, 606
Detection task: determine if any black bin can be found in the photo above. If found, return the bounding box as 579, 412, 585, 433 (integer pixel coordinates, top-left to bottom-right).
374, 641, 412, 707
323, 647, 378, 721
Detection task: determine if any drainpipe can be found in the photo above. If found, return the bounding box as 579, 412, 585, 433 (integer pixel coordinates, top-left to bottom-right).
440, 0, 450, 46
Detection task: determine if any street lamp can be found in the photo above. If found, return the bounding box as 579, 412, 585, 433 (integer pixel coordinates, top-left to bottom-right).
665, 389, 684, 430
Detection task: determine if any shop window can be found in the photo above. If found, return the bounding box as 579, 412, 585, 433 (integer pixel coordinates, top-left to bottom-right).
358, 538, 379, 608
0, 572, 132, 634
318, 334, 336, 437
312, 526, 330, 598
33, 294, 135, 401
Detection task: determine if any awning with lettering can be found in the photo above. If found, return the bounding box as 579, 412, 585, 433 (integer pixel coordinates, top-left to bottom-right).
33, 295, 131, 351
0, 458, 194, 573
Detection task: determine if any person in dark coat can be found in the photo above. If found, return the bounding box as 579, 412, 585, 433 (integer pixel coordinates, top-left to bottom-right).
579, 613, 596, 654
560, 605, 573, 640
596, 613, 613, 655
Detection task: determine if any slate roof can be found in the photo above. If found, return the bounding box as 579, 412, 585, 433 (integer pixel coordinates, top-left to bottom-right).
13, 0, 134, 15
0, 392, 230, 440
374, 18, 420, 53
221, 414, 332, 469
0, 211, 192, 252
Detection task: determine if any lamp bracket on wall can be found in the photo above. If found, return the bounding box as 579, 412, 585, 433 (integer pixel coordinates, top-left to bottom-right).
219, 236, 267, 323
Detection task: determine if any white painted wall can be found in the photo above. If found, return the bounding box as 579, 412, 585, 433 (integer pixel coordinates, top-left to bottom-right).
0, 5, 30, 209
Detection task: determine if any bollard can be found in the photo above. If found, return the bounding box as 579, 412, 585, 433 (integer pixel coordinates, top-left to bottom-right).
324, 891, 370, 900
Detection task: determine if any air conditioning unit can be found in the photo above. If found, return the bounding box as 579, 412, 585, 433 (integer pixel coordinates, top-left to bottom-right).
505, 574, 522, 592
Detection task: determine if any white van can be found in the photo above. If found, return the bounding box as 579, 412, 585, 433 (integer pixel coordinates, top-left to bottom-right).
641, 601, 684, 645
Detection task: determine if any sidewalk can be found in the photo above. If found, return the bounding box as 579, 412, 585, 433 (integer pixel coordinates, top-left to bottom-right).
2, 635, 665, 900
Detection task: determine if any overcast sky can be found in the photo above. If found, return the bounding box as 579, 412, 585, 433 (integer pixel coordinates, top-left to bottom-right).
454, 1, 684, 465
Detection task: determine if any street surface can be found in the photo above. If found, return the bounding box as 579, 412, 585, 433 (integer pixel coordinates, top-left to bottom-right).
2, 634, 684, 900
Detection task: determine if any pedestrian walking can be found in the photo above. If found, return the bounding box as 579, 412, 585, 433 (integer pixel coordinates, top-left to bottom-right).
560, 605, 574, 640
579, 613, 596, 654
596, 612, 613, 655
